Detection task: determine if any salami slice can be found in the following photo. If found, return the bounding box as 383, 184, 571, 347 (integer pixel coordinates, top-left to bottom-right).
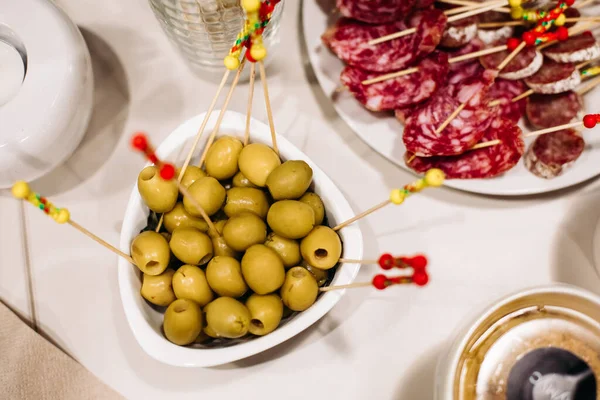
487, 79, 527, 124
525, 91, 584, 129
336, 0, 417, 24
477, 11, 514, 45
322, 9, 447, 72
440, 16, 478, 48
524, 129, 584, 179
340, 52, 449, 111
480, 46, 543, 80
395, 107, 415, 124
524, 60, 581, 94
402, 71, 495, 156
414, 0, 435, 8
543, 32, 600, 63
406, 117, 525, 179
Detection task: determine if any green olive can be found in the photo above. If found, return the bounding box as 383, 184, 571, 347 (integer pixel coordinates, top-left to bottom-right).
206, 256, 248, 297
304, 264, 329, 287
205, 136, 244, 180
204, 297, 251, 339
209, 220, 242, 259
164, 202, 209, 233
266, 160, 313, 200
183, 176, 226, 217
238, 143, 281, 187
178, 166, 207, 189
267, 200, 315, 239
280, 267, 318, 312
170, 227, 213, 265
141, 269, 176, 307
232, 171, 258, 188
246, 294, 283, 336
131, 231, 171, 275
300, 226, 342, 270
172, 264, 214, 307
224, 187, 270, 219
223, 212, 267, 252
264, 232, 301, 268
241, 244, 285, 294
299, 192, 325, 225
163, 298, 203, 346
137, 166, 178, 213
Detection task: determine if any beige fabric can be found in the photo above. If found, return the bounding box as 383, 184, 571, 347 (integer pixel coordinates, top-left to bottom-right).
0, 302, 123, 400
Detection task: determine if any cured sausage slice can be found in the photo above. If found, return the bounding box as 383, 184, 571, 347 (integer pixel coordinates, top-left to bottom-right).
337, 0, 417, 24
487, 79, 527, 124
402, 70, 495, 156
480, 46, 543, 80
477, 11, 514, 45
405, 117, 525, 179
525, 91, 584, 129
543, 32, 600, 63
440, 16, 478, 48
322, 9, 447, 72
524, 129, 584, 179
524, 60, 581, 94
340, 52, 449, 111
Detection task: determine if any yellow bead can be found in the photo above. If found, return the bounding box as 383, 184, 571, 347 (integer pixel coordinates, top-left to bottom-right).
223, 55, 240, 70
508, 0, 521, 7
412, 179, 426, 191
555, 13, 566, 26
389, 189, 405, 205
250, 44, 267, 61
11, 181, 30, 199
424, 169, 445, 187
241, 0, 261, 12
54, 208, 70, 224
511, 6, 523, 20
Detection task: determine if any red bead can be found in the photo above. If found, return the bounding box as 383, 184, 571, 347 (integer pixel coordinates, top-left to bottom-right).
160, 163, 176, 180
256, 27, 264, 35
40, 198, 47, 204
131, 133, 148, 151
556, 27, 569, 41
245, 50, 256, 62
372, 274, 388, 290
148, 154, 158, 164
565, 0, 575, 6
506, 38, 520, 51
407, 255, 428, 271
412, 272, 429, 287
583, 114, 598, 129
523, 31, 537, 46
378, 253, 394, 270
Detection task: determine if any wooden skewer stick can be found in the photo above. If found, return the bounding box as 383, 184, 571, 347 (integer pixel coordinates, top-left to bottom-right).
153, 68, 232, 233
244, 62, 256, 146
259, 60, 279, 155
11, 182, 136, 265
443, 0, 507, 16
368, 0, 506, 45
361, 45, 507, 86
437, 0, 510, 13
332, 169, 445, 231
176, 183, 217, 234
198, 58, 247, 167
575, 0, 595, 8
478, 17, 600, 28
320, 272, 429, 292
339, 258, 379, 264
577, 74, 600, 95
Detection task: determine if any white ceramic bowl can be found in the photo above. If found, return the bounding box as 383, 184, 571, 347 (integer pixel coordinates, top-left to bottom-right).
119, 111, 363, 367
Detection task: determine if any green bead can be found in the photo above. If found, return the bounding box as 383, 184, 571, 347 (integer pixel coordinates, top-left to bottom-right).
39, 204, 44, 210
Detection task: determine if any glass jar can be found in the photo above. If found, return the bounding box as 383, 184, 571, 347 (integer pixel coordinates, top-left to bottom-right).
148, 0, 284, 80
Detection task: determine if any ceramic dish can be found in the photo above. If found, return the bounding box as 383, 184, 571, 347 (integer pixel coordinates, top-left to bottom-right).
118, 110, 363, 367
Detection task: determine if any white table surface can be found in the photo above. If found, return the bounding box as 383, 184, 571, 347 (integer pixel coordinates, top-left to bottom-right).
2, 1, 600, 399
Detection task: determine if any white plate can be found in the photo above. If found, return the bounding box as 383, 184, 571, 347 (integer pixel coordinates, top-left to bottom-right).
301, 0, 600, 196
118, 110, 363, 367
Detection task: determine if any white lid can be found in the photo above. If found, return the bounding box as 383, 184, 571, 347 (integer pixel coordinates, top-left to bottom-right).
0, 41, 24, 106
0, 0, 93, 187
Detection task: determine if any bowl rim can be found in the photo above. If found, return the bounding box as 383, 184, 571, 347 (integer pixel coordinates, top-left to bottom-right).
118, 110, 364, 367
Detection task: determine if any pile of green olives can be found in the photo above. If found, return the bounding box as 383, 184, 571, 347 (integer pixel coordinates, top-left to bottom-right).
131, 137, 343, 347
